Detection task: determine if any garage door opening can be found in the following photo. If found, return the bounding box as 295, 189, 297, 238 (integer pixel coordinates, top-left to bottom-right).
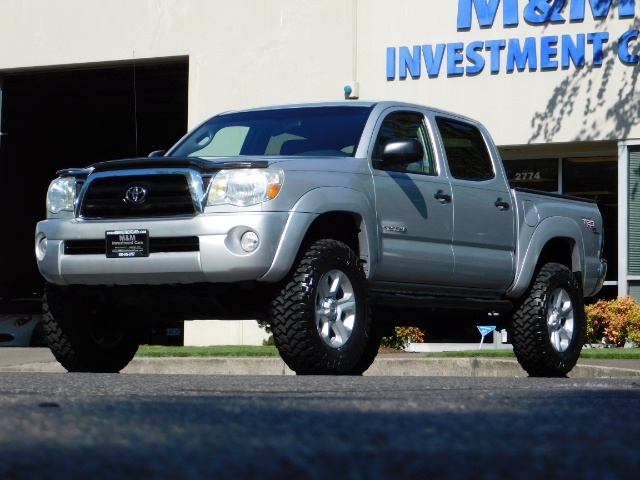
0, 58, 189, 300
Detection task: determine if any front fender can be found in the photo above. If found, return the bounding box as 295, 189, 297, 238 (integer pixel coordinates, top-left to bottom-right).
258, 187, 377, 282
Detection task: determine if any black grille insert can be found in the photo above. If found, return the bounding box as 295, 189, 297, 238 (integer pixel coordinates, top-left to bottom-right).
65, 237, 200, 255
80, 175, 195, 218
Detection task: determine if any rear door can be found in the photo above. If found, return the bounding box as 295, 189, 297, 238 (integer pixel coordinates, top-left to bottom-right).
371, 108, 454, 285
432, 116, 516, 290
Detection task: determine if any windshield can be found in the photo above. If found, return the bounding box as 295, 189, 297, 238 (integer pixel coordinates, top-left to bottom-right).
168, 106, 374, 158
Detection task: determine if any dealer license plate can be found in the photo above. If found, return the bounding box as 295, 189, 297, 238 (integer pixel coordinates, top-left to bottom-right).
106, 229, 149, 258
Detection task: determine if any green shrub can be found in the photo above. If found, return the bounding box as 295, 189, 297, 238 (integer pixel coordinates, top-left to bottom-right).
256, 319, 275, 346
584, 296, 640, 346
381, 326, 425, 350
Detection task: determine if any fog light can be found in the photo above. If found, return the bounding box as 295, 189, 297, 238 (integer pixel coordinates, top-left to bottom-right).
240, 231, 259, 252
36, 235, 47, 261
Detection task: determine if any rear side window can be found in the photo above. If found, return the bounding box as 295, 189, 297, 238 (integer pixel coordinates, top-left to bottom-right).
435, 117, 494, 181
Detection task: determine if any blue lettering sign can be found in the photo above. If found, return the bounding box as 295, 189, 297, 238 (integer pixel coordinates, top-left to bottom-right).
540, 35, 559, 69
570, 0, 635, 21
561, 34, 586, 68
385, 0, 635, 80
523, 0, 566, 24
506, 37, 538, 71
447, 43, 465, 75
386, 47, 396, 79
399, 46, 421, 79
458, 0, 637, 28
422, 44, 446, 76
485, 39, 507, 72
587, 32, 609, 65
466, 41, 486, 74
618, 29, 640, 64
457, 0, 519, 29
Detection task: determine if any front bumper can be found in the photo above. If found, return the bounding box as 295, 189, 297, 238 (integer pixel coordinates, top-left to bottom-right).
35, 212, 291, 286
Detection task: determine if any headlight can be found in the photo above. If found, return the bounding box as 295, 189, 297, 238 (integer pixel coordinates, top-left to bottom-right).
207, 168, 284, 206
46, 177, 75, 214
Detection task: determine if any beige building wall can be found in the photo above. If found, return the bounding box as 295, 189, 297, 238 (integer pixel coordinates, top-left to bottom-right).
184, 320, 270, 346
1, 1, 637, 145
0, 0, 356, 129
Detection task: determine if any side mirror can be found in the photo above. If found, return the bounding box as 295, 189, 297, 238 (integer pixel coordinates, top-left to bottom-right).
379, 138, 423, 165
148, 150, 166, 158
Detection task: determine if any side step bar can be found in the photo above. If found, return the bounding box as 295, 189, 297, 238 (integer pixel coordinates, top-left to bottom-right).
370, 291, 513, 312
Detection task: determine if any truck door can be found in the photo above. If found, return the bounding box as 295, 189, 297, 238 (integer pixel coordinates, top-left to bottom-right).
371, 109, 454, 285
434, 116, 515, 291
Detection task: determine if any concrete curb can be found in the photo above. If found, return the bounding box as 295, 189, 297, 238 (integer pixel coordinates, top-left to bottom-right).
125, 357, 295, 375
2, 356, 640, 378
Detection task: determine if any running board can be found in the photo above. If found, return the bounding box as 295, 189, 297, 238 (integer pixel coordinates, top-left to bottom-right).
370, 291, 513, 312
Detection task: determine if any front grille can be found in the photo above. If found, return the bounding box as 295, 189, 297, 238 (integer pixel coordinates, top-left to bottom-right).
65, 237, 200, 255
79, 174, 195, 218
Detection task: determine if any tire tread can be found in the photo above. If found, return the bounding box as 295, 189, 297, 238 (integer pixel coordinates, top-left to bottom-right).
511, 263, 584, 377
269, 239, 372, 375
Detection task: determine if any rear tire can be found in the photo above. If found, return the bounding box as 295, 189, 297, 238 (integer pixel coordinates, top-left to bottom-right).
269, 239, 373, 375
511, 263, 584, 377
43, 283, 140, 373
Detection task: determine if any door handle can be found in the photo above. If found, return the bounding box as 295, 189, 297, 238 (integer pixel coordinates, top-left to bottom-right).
434, 190, 452, 204
494, 198, 510, 210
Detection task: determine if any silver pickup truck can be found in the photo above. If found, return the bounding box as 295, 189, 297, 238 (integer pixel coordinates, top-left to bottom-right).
35, 101, 606, 376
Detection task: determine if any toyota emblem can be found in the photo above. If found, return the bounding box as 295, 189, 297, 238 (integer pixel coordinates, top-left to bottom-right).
124, 185, 148, 204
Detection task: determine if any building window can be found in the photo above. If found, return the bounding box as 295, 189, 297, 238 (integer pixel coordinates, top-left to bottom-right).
563, 156, 617, 280
628, 150, 640, 275
503, 158, 559, 192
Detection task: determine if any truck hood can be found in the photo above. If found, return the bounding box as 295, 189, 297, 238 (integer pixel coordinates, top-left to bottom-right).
58, 155, 365, 177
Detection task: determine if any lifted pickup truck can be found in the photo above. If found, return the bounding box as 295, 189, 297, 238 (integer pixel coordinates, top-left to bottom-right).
36, 101, 606, 376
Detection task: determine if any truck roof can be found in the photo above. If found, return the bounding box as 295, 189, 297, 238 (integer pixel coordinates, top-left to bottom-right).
215, 101, 478, 124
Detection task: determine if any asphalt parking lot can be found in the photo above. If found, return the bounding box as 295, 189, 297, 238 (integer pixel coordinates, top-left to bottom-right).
1, 347, 640, 378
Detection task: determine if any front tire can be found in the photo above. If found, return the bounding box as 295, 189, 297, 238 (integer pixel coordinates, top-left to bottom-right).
511, 263, 585, 377
43, 283, 140, 373
269, 239, 373, 375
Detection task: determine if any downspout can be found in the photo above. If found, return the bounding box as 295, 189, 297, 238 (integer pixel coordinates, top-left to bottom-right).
344, 0, 360, 99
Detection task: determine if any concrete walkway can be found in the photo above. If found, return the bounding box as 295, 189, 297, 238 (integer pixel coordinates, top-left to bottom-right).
2, 347, 640, 378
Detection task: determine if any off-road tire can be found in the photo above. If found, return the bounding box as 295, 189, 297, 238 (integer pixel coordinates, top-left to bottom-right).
269, 239, 372, 375
511, 263, 585, 377
345, 320, 383, 375
29, 320, 47, 347
42, 283, 140, 373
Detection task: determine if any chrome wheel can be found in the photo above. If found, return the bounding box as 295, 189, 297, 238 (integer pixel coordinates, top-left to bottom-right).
316, 269, 356, 348
547, 287, 575, 353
